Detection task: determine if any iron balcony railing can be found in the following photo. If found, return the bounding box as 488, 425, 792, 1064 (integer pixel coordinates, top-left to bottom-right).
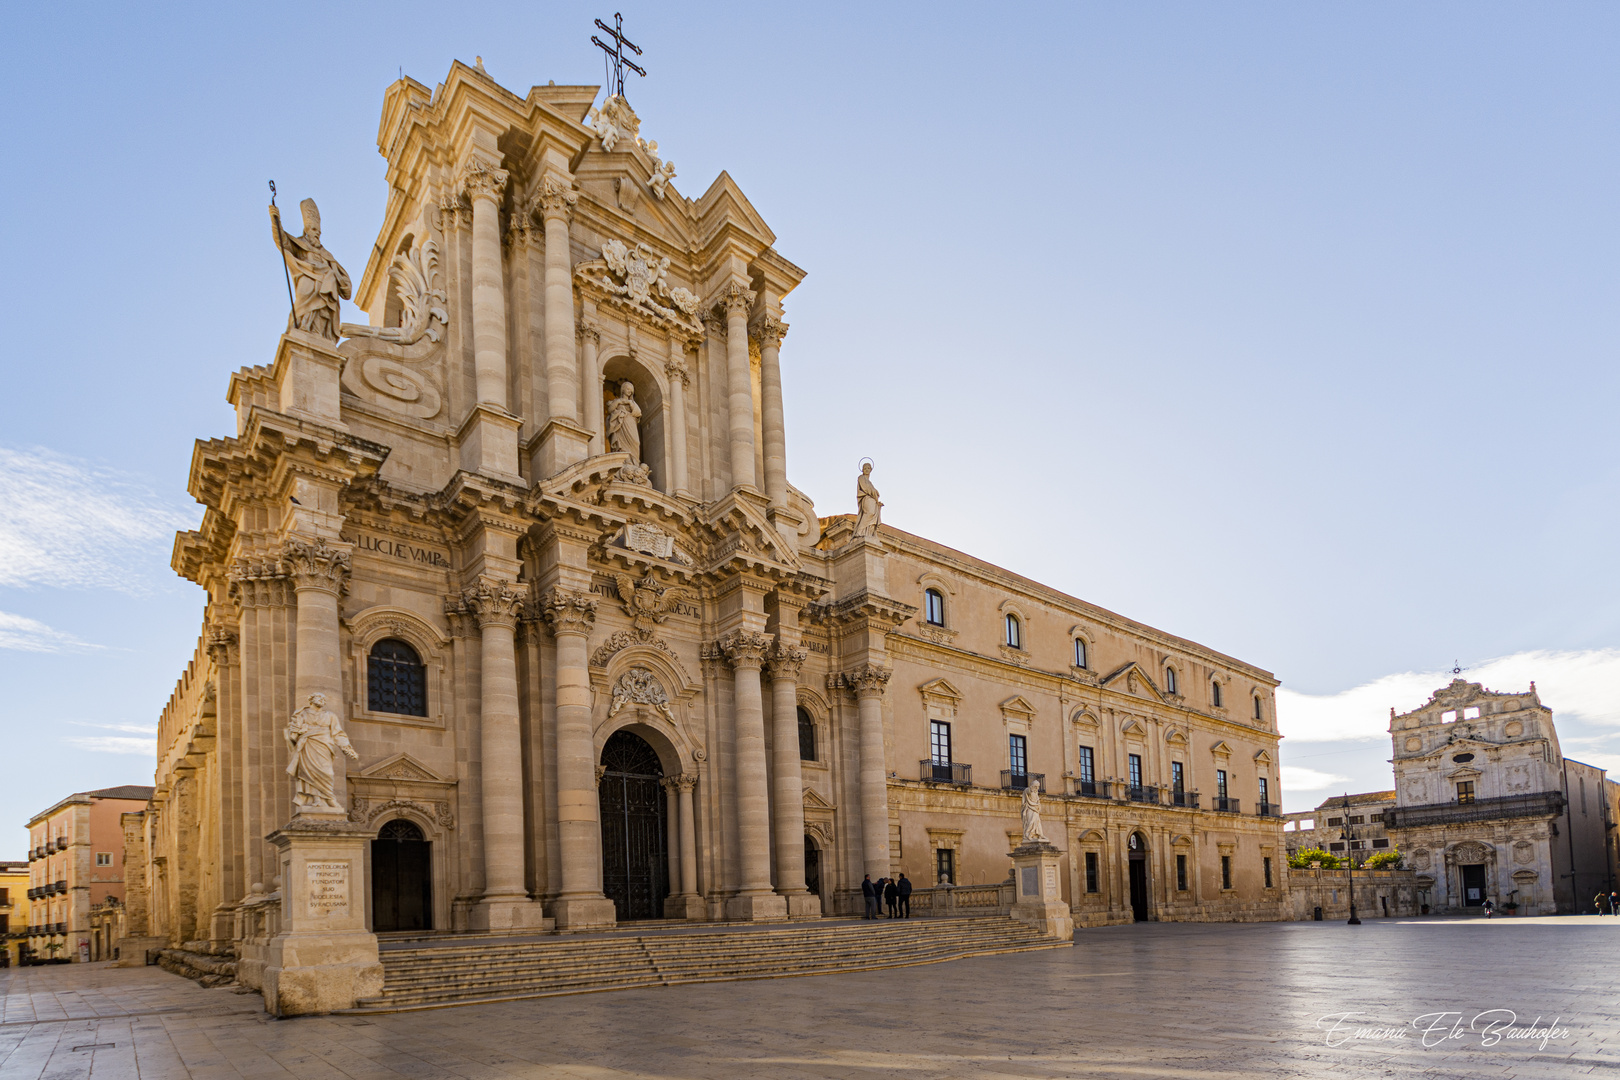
1211, 796, 1241, 813
1000, 770, 1045, 792
920, 760, 972, 786
1257, 802, 1281, 817
1126, 785, 1161, 804
1167, 789, 1199, 809
55, 880, 67, 894
54, 922, 66, 935
1074, 779, 1111, 799
1384, 791, 1565, 829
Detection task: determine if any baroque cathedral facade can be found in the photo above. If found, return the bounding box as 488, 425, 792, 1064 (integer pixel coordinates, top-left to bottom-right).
138, 61, 1287, 961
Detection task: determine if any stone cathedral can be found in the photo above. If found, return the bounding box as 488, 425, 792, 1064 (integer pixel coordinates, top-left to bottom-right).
136, 61, 1286, 1010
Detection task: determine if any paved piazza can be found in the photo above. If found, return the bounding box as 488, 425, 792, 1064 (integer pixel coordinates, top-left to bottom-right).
2, 917, 1616, 1079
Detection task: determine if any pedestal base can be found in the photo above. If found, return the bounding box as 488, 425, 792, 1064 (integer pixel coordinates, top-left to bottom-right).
468, 896, 553, 931
263, 929, 384, 1016
457, 404, 524, 484
663, 894, 707, 920
785, 891, 823, 918
528, 418, 593, 481
1010, 841, 1074, 941
551, 895, 618, 930
725, 892, 790, 921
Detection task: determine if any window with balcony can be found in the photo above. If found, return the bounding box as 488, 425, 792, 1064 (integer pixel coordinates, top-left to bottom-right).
1216, 770, 1228, 799
1176, 854, 1188, 891
923, 588, 945, 627
1258, 777, 1270, 812
931, 720, 951, 766
1129, 753, 1143, 791
1171, 761, 1185, 795
1004, 613, 1021, 649
1456, 781, 1475, 804
1008, 734, 1027, 778
1085, 852, 1099, 893
1077, 744, 1098, 796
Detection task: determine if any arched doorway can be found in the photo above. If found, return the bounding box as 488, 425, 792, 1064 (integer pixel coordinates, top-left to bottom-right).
804, 835, 822, 901
372, 819, 432, 932
599, 729, 669, 921
1127, 832, 1150, 922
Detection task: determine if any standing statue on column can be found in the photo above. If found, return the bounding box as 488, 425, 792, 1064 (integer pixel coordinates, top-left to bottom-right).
285, 693, 359, 813
606, 380, 643, 462
852, 461, 882, 538
270, 198, 351, 341
1020, 778, 1047, 843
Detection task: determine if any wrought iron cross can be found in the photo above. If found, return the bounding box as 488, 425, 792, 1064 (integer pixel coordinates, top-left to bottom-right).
592, 13, 646, 99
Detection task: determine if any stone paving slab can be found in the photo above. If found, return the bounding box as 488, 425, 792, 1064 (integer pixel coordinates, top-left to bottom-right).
3, 915, 1617, 1078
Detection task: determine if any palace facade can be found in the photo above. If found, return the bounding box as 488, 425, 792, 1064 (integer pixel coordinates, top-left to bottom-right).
136, 61, 1287, 967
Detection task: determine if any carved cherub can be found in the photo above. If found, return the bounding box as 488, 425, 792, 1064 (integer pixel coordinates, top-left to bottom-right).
614, 573, 693, 636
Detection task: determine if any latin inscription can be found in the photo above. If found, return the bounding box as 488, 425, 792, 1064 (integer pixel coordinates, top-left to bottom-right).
1021, 867, 1039, 898
342, 531, 451, 568
306, 861, 350, 918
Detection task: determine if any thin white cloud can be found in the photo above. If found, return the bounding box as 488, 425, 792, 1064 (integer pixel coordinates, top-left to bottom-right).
0, 610, 100, 653
63, 736, 156, 756
1279, 649, 1620, 742
65, 720, 157, 736
0, 445, 196, 593
1280, 765, 1351, 792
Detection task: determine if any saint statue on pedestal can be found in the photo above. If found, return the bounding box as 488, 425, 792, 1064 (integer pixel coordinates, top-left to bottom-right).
285, 693, 359, 813
607, 380, 643, 462
1020, 778, 1047, 843
270, 198, 351, 341
852, 461, 882, 538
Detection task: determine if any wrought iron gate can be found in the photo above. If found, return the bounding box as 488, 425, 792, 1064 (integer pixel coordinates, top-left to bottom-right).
599, 730, 668, 921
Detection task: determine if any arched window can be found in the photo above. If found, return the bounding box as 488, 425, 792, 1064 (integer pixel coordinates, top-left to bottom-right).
923, 588, 945, 627
1073, 638, 1088, 669
1253, 695, 1264, 721
1004, 613, 1021, 649
1211, 680, 1222, 708
797, 707, 817, 762
1164, 666, 1178, 695
369, 638, 427, 716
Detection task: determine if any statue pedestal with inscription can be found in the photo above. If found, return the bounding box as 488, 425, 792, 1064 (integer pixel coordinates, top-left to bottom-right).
1009, 841, 1073, 941
261, 815, 382, 1016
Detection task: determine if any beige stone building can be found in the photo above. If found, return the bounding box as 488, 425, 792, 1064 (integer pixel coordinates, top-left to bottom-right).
132, 60, 1286, 989
1385, 679, 1612, 914
24, 786, 152, 962
1282, 790, 1396, 866
0, 861, 28, 967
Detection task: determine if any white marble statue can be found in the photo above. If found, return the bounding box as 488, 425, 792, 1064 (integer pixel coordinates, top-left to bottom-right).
606, 381, 642, 462
270, 198, 351, 341
852, 462, 882, 538
1020, 778, 1047, 843
284, 693, 359, 813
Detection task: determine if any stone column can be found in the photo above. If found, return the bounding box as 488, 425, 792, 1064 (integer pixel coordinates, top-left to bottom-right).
283, 539, 350, 815
665, 338, 691, 498
849, 664, 893, 881
541, 589, 617, 928
540, 176, 580, 424
464, 160, 510, 409
767, 643, 817, 916
463, 579, 547, 929
580, 321, 603, 455
752, 316, 789, 512
718, 283, 758, 491
721, 630, 787, 921
676, 774, 699, 899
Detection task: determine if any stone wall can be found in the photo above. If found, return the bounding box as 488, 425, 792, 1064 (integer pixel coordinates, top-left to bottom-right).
1287, 867, 1428, 920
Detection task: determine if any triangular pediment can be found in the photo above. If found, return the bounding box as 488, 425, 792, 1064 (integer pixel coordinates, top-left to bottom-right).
1253, 749, 1274, 764
802, 788, 834, 810
1210, 740, 1232, 757
1165, 729, 1189, 746
358, 753, 447, 784
999, 695, 1037, 718
1120, 717, 1149, 737
918, 678, 962, 702
1100, 661, 1165, 702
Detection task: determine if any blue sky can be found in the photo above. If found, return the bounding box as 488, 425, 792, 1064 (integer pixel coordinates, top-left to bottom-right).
2, 2, 1618, 848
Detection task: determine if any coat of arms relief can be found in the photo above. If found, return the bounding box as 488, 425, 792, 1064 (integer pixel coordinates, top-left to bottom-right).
578, 239, 702, 333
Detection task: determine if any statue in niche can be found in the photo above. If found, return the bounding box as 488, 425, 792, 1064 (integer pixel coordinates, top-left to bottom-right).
607, 380, 643, 462
852, 461, 882, 538
1020, 778, 1047, 844
284, 693, 359, 813
270, 198, 351, 341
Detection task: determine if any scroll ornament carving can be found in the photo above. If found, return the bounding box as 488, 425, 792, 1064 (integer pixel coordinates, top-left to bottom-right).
766, 642, 807, 680
591, 629, 681, 667
463, 578, 526, 629
349, 797, 454, 829
594, 239, 702, 328
608, 666, 675, 722
341, 238, 448, 346
719, 629, 771, 668
751, 315, 788, 348
461, 159, 509, 204
283, 538, 351, 595
614, 573, 693, 635
540, 589, 598, 636
534, 173, 579, 220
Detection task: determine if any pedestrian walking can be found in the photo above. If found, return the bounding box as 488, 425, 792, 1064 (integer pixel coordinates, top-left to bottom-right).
861, 874, 878, 919
1483, 898, 1495, 919
1610, 891, 1618, 915
1596, 892, 1608, 916
897, 872, 912, 918
884, 876, 899, 918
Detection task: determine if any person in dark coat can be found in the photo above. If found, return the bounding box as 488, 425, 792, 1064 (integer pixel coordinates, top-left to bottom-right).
884, 876, 899, 917
896, 872, 912, 918
861, 874, 878, 919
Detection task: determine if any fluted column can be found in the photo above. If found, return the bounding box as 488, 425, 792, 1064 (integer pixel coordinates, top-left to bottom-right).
538, 176, 580, 425
752, 316, 789, 511
849, 664, 893, 881
463, 160, 510, 410
665, 338, 691, 497
719, 283, 758, 491
580, 321, 603, 454
541, 588, 616, 928
462, 579, 527, 907
720, 630, 787, 920
767, 643, 813, 912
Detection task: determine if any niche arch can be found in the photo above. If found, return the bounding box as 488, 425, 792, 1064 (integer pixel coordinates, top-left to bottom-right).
601, 352, 669, 492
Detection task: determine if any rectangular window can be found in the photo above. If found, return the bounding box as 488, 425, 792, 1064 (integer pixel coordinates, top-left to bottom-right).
1456, 781, 1475, 804
1171, 761, 1185, 794
1220, 855, 1232, 890
930, 720, 951, 765
1371, 838, 1390, 849
1074, 638, 1088, 669
1211, 681, 1222, 707
1129, 754, 1143, 790
1263, 856, 1273, 888
1176, 854, 1188, 891
1349, 840, 1365, 850
95, 852, 112, 867
924, 589, 945, 626
1463, 706, 1480, 720
1008, 734, 1027, 777
1347, 815, 1364, 824
1077, 745, 1095, 784
1216, 770, 1228, 799
0, 888, 7, 904
1085, 852, 1099, 893
1258, 778, 1269, 808
936, 847, 955, 886
1329, 842, 1346, 852
1326, 816, 1343, 826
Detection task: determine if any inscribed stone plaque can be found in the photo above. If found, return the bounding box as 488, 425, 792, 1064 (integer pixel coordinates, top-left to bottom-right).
1046, 867, 1057, 896
1021, 867, 1038, 898
306, 861, 350, 918
626, 523, 675, 559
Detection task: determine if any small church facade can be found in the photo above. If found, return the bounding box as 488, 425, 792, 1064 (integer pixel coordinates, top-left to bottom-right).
135, 61, 1287, 973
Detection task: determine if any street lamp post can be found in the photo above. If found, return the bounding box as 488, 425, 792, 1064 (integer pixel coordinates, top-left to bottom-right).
1343, 792, 1361, 925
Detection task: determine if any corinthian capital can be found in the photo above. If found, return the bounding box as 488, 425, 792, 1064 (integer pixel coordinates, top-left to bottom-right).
461, 159, 509, 205
577, 320, 602, 345
718, 629, 772, 669
846, 663, 892, 699
766, 641, 807, 681
665, 356, 690, 386
750, 315, 789, 348
534, 173, 579, 221
539, 588, 597, 636
716, 282, 755, 320
282, 538, 351, 595
462, 577, 526, 630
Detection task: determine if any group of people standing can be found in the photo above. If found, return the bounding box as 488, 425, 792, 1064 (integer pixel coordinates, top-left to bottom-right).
1595, 891, 1620, 915
861, 873, 913, 919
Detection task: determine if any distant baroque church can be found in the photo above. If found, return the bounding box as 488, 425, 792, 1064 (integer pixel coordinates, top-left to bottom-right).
134, 63, 1288, 966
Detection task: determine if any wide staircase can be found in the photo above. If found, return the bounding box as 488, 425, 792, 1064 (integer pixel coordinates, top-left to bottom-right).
351, 916, 1068, 1012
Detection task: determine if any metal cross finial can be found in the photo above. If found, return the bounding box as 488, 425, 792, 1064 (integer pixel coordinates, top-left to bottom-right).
592, 13, 646, 100
1452, 660, 1463, 675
